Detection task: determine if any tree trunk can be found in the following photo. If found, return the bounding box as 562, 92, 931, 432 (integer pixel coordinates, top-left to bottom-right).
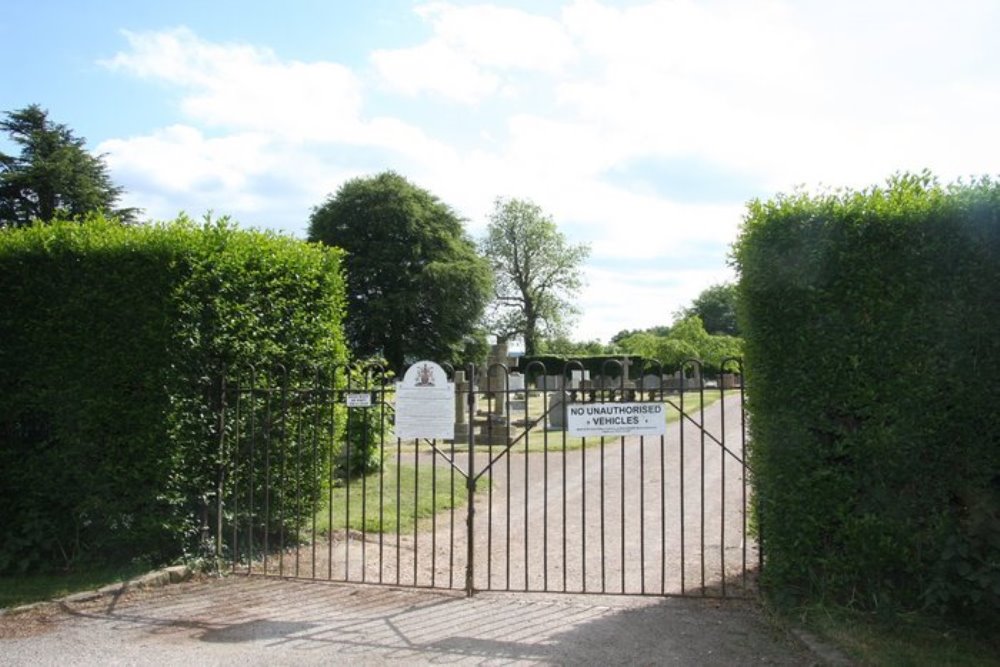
524, 301, 538, 356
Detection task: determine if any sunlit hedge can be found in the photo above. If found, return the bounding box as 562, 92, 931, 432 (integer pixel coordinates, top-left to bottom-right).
0, 216, 346, 573
733, 173, 1000, 623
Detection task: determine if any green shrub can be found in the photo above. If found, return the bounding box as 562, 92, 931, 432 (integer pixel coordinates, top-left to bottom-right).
0, 215, 346, 573
335, 361, 391, 480
733, 173, 1000, 623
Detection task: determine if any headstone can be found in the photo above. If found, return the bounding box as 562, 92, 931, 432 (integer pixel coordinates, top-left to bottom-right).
508, 372, 525, 392
594, 375, 619, 390
621, 357, 633, 382
547, 391, 569, 429
486, 342, 509, 414
641, 374, 662, 390
665, 370, 696, 390
538, 375, 564, 391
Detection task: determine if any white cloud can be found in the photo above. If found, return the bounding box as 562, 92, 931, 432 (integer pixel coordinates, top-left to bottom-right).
94, 2, 1000, 341
416, 2, 576, 72
99, 125, 359, 232
555, 0, 1000, 192
372, 2, 576, 103
101, 125, 272, 194
579, 264, 735, 342
371, 40, 500, 104
105, 27, 365, 142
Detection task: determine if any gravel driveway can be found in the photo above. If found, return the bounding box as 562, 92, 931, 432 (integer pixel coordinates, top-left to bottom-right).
0, 576, 818, 665
2, 395, 821, 665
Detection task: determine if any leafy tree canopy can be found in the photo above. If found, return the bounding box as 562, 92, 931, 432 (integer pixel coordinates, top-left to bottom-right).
610, 324, 671, 346
539, 335, 607, 357
0, 104, 137, 227
680, 281, 740, 336
617, 315, 742, 372
308, 171, 491, 371
480, 197, 590, 356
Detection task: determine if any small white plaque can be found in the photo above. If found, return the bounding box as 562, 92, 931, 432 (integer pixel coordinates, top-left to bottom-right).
345, 393, 372, 408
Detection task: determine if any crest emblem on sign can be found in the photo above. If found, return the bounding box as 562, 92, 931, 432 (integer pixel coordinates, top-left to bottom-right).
415, 363, 436, 387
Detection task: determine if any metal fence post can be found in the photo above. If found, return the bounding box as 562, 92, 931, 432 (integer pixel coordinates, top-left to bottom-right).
216, 370, 227, 560
465, 363, 477, 597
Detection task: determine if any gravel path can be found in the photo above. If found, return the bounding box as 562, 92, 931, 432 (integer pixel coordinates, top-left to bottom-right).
0, 396, 813, 666
0, 576, 818, 666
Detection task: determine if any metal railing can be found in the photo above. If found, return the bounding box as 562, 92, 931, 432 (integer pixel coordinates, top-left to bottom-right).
216, 359, 758, 598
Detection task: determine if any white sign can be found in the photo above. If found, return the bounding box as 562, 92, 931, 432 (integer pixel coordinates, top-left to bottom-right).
394, 361, 455, 440
567, 402, 667, 438
345, 393, 372, 408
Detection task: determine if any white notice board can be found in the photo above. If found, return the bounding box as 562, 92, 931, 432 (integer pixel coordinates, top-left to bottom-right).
394, 361, 455, 440
567, 402, 667, 438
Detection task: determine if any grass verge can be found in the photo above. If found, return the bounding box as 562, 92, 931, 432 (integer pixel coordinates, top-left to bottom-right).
0, 561, 152, 609
790, 603, 1000, 666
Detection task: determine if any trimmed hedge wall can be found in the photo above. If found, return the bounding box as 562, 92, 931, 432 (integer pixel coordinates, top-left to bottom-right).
0, 216, 347, 573
733, 173, 1000, 621
517, 354, 648, 381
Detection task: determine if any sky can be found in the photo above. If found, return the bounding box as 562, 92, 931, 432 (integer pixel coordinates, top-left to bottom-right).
2, 0, 998, 343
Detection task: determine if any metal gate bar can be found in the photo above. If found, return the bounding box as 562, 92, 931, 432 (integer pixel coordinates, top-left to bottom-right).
217, 359, 756, 599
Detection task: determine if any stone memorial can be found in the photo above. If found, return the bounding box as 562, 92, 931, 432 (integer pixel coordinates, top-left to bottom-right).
547, 390, 569, 429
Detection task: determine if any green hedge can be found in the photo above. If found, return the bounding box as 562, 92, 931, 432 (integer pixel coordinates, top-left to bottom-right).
518, 354, 648, 381
733, 173, 1000, 622
0, 216, 347, 573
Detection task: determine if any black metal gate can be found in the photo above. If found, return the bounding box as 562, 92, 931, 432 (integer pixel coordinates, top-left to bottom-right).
216, 359, 757, 598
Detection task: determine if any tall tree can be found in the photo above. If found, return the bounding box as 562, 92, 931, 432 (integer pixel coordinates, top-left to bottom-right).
0, 105, 137, 227
681, 282, 740, 336
480, 197, 590, 355
308, 171, 491, 372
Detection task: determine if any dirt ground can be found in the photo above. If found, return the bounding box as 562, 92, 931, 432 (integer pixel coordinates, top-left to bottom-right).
0, 575, 820, 666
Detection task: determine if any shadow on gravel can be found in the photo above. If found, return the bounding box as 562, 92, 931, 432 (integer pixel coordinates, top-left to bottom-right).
201, 620, 320, 643
46, 577, 811, 664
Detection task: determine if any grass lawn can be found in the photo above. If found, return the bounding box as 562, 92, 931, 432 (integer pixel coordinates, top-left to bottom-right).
0, 561, 152, 610
312, 461, 469, 536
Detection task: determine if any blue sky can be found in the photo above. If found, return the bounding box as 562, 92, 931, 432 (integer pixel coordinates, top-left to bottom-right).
3, 0, 998, 342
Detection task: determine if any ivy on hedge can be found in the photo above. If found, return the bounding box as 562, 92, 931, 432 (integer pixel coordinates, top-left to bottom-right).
733, 172, 1000, 623
0, 215, 347, 574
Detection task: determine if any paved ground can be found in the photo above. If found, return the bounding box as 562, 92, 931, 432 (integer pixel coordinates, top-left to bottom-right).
0, 575, 820, 666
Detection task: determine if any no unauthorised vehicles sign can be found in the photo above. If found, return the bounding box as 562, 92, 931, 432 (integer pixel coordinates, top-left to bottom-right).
566, 402, 667, 438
